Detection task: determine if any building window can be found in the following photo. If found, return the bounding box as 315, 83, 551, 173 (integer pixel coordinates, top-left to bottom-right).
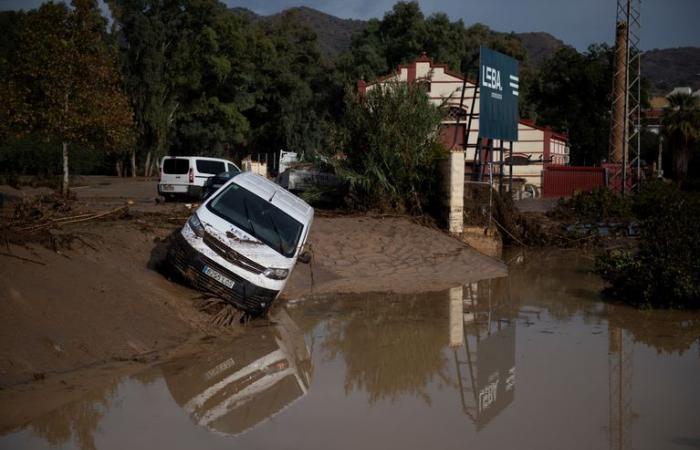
416, 80, 431, 94
448, 106, 468, 121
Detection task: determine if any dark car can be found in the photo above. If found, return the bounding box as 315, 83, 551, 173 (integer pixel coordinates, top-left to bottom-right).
201, 170, 240, 200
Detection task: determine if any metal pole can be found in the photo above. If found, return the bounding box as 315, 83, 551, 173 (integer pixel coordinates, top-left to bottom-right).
509, 141, 513, 194
622, 0, 631, 196
499, 140, 504, 194
467, 66, 481, 174
451, 76, 468, 151
657, 135, 663, 179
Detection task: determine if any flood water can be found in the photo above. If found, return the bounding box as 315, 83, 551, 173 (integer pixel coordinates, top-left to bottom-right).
2, 250, 699, 450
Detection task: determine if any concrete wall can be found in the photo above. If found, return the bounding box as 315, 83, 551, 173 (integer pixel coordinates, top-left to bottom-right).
442, 149, 465, 234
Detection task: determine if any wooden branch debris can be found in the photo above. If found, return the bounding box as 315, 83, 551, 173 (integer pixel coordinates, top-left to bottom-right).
19, 205, 129, 232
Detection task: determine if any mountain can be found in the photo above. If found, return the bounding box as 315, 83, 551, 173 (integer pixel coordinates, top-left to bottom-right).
514, 32, 568, 67
230, 6, 367, 59
231, 6, 699, 94
642, 47, 700, 94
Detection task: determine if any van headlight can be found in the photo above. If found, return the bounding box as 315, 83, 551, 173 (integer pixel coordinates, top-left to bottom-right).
187, 214, 205, 237
263, 268, 289, 280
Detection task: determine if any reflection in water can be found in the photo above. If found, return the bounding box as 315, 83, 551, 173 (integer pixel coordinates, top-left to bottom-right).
608, 326, 634, 450
2, 249, 699, 450
161, 309, 312, 436
28, 378, 120, 450
320, 292, 451, 405
452, 279, 516, 430
606, 304, 700, 355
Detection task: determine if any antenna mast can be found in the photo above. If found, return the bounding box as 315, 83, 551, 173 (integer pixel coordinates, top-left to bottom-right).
608, 0, 642, 195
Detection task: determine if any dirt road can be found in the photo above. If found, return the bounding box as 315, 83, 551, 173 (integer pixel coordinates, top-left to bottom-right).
0, 177, 506, 390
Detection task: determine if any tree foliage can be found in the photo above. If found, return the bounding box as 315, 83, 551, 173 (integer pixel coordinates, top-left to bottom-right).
662, 92, 700, 185
595, 182, 700, 308
341, 1, 527, 83
529, 45, 614, 165
108, 1, 332, 172
328, 82, 447, 214
0, 0, 134, 193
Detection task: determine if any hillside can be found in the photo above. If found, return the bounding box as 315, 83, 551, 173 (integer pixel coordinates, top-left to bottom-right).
231, 6, 698, 93
230, 6, 367, 59
515, 32, 568, 67
642, 47, 700, 94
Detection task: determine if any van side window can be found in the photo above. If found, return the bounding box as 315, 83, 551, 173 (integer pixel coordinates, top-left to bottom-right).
227, 163, 236, 172
197, 160, 226, 175
163, 159, 189, 174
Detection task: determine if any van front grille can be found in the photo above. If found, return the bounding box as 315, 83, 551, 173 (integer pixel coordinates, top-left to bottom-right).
203, 231, 266, 275
169, 233, 277, 315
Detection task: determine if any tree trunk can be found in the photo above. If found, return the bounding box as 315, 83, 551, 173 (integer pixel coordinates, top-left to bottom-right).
62, 142, 69, 197
116, 160, 123, 177
130, 149, 137, 178
673, 141, 690, 186
144, 151, 152, 179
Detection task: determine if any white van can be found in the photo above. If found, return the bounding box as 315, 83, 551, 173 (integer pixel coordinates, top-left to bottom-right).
169, 172, 313, 315
158, 156, 240, 199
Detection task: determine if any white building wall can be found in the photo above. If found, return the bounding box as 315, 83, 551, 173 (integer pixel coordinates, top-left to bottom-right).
365, 57, 570, 193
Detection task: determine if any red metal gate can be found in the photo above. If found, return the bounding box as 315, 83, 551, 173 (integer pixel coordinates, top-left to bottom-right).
543, 165, 606, 198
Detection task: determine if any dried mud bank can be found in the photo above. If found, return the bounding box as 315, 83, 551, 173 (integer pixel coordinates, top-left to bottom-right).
0, 214, 506, 390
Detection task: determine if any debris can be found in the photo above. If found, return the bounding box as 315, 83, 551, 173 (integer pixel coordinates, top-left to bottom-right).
0, 251, 46, 265
194, 296, 246, 327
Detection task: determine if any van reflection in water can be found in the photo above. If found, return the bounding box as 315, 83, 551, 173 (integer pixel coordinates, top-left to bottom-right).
161, 309, 312, 436
449, 279, 516, 430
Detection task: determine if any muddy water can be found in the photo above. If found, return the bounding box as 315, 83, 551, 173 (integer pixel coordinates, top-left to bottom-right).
2, 250, 699, 450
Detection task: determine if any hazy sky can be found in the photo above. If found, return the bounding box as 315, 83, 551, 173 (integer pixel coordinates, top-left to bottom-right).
1, 0, 698, 51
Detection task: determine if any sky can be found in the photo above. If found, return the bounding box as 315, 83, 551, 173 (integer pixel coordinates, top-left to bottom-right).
1, 0, 698, 51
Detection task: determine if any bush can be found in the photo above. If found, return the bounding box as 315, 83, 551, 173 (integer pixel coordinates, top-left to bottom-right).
549, 188, 632, 222
328, 82, 448, 215
595, 183, 700, 308
0, 135, 112, 179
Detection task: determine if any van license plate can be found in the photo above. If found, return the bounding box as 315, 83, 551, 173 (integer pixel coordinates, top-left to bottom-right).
202, 265, 235, 289
162, 184, 174, 191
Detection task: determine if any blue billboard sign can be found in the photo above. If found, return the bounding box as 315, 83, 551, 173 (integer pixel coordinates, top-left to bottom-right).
478, 47, 519, 141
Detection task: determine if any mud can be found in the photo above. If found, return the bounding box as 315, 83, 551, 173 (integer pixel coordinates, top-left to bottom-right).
0, 177, 505, 387
1, 249, 698, 450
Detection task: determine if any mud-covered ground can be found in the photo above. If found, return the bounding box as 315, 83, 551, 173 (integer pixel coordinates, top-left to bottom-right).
0, 177, 505, 392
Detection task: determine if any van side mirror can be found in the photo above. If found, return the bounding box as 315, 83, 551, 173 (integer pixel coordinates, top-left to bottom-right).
298, 250, 312, 264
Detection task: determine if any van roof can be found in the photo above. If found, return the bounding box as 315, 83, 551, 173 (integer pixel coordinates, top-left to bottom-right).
233, 172, 313, 225
161, 156, 231, 162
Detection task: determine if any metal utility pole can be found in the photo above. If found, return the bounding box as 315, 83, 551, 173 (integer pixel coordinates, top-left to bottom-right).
608, 0, 642, 195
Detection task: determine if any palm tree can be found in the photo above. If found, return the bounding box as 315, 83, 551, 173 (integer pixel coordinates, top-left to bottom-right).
662, 93, 700, 185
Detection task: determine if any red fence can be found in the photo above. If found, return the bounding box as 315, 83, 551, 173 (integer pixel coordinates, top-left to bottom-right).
543, 165, 606, 198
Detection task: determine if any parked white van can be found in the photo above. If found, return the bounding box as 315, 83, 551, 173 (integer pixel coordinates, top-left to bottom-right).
158, 156, 240, 199
169, 172, 313, 315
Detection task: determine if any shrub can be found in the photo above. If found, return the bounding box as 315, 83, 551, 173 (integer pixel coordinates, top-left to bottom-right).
549, 188, 632, 222
595, 184, 700, 308
328, 82, 448, 215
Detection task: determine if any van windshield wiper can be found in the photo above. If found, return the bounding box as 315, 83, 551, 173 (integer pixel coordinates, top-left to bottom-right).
242, 197, 258, 240
266, 213, 285, 254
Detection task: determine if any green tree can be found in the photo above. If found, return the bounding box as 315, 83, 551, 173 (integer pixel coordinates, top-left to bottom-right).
245, 11, 332, 159
167, 2, 251, 156
529, 45, 613, 165
109, 0, 254, 173
341, 1, 528, 83
662, 92, 700, 185
329, 82, 447, 214
596, 182, 700, 308
1, 0, 134, 196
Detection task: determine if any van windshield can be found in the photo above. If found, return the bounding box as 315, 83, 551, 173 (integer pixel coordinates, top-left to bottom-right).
206, 183, 303, 258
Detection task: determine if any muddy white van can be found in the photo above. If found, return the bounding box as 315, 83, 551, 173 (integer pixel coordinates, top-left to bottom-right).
169, 172, 313, 315
158, 156, 240, 199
